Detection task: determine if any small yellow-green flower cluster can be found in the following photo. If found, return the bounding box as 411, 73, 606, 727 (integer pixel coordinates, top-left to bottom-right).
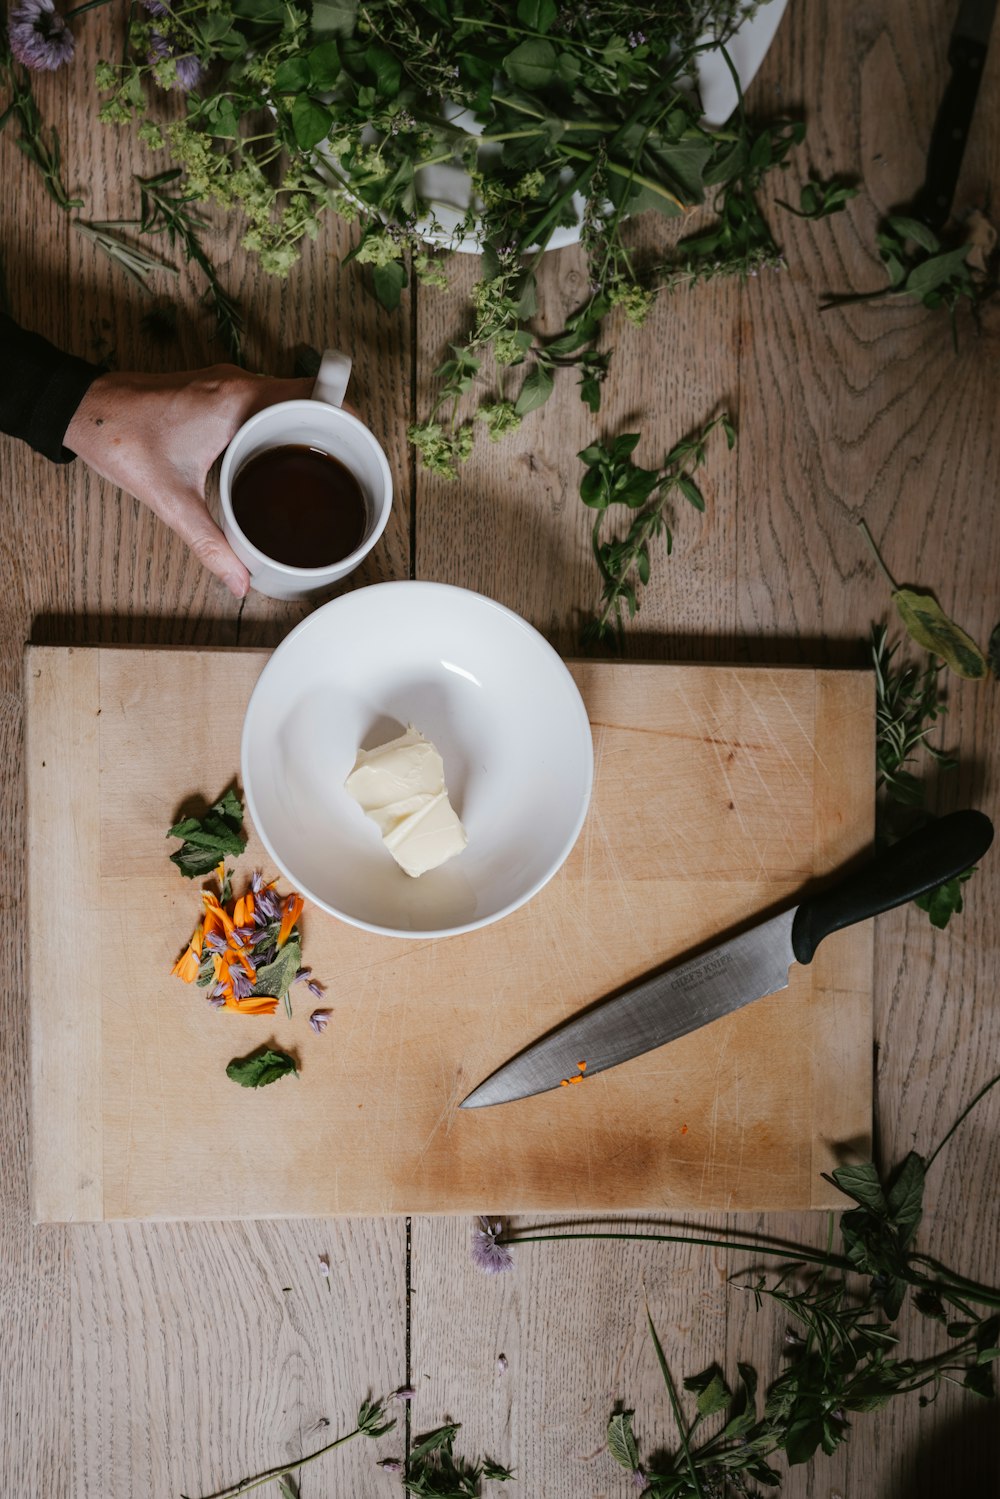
407, 421, 475, 479
477, 401, 522, 442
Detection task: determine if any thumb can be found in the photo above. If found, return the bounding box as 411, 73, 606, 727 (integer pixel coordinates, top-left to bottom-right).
164, 489, 251, 599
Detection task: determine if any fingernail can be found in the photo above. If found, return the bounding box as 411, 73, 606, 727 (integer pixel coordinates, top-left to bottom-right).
228, 574, 249, 599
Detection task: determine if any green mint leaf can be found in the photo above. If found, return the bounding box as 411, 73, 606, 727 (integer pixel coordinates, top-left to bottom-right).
166, 789, 246, 877
885, 1150, 925, 1243
904, 245, 973, 300
606, 1410, 639, 1471
312, 0, 357, 36
372, 258, 407, 310
828, 1161, 887, 1212
683, 1365, 732, 1416
516, 0, 557, 29
887, 215, 941, 254
365, 45, 401, 97
308, 40, 341, 90
291, 95, 333, 150
963, 1362, 995, 1398
891, 589, 987, 678
274, 56, 310, 92
514, 362, 555, 415
503, 39, 557, 90
169, 844, 229, 879
226, 1046, 298, 1088
912, 870, 972, 928
784, 1416, 825, 1466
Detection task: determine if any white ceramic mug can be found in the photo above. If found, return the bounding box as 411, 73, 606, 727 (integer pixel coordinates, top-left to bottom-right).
219, 350, 393, 600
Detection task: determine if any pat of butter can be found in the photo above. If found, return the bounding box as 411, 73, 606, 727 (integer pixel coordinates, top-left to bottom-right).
345, 725, 468, 878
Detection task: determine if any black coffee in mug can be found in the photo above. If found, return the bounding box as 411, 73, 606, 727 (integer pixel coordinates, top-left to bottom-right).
231, 444, 367, 568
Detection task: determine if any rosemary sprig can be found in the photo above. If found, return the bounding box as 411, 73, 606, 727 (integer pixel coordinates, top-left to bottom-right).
73, 218, 179, 289
135, 170, 246, 363
579, 412, 735, 644
872, 624, 955, 809
0, 40, 82, 210
181, 1396, 395, 1499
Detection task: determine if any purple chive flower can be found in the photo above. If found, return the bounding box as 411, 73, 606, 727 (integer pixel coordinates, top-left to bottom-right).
393, 1385, 415, 1403
306, 980, 324, 999
632, 1469, 647, 1490
377, 1458, 403, 1472
207, 994, 226, 1009
147, 29, 203, 91
309, 1008, 332, 1035
255, 887, 281, 923
231, 968, 253, 1000
141, 0, 169, 14
470, 1217, 514, 1275
8, 0, 75, 70
205, 931, 227, 952
255, 945, 277, 967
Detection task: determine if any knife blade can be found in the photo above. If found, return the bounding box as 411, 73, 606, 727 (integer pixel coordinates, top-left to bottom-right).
913, 0, 997, 231
460, 809, 993, 1110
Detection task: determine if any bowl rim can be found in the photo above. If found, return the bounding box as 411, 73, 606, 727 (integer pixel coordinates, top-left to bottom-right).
240, 580, 594, 939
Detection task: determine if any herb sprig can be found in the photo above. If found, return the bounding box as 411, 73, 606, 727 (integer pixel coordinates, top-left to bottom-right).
181, 1396, 396, 1499
483, 1071, 1000, 1495
92, 0, 827, 474
579, 412, 734, 643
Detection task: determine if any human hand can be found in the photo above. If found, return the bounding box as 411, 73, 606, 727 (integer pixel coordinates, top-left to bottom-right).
63, 364, 320, 598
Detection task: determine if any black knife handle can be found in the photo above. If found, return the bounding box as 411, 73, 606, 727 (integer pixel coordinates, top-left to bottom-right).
913, 37, 990, 231
790, 810, 994, 965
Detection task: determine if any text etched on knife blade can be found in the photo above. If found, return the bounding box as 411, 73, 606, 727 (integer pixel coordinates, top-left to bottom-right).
668, 950, 733, 993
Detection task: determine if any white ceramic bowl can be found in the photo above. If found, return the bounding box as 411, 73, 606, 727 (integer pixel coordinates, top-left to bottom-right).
241, 583, 594, 938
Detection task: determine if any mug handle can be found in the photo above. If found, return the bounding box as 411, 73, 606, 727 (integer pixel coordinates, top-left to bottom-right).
312, 349, 352, 408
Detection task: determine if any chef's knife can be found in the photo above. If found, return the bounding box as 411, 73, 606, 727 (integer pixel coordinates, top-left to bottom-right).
461, 810, 993, 1110
913, 0, 997, 231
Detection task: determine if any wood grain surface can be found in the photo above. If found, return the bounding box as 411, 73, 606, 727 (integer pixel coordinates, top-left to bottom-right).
2, 1, 999, 1495
27, 648, 873, 1221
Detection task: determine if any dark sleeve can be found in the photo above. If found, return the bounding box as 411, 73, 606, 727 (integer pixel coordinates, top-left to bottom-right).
0, 313, 102, 464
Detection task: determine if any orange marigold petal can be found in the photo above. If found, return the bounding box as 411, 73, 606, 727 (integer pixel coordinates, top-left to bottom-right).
277, 892, 304, 947
232, 994, 279, 1015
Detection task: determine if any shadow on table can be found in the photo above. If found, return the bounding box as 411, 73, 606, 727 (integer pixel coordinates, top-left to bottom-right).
888, 1399, 1000, 1498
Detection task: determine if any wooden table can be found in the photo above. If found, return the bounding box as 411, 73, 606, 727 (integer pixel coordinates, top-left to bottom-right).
2, 4, 998, 1494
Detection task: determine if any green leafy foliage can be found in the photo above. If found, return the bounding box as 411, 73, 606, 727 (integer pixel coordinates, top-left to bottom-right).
226, 1045, 298, 1088
824, 213, 996, 331
405, 1423, 513, 1496
777, 175, 858, 220
870, 625, 979, 929
891, 589, 987, 680
600, 1073, 1000, 1497
579, 414, 733, 643
167, 788, 247, 878
90, 0, 822, 497
606, 1409, 640, 1472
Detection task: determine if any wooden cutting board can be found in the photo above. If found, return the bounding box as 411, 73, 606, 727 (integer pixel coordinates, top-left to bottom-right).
27, 646, 873, 1222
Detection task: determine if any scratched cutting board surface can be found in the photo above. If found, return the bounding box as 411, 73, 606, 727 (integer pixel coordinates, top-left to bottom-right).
27, 646, 873, 1222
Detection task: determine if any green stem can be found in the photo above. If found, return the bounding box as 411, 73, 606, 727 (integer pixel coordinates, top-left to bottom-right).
648, 1307, 704, 1499
501, 1229, 855, 1274
925, 1068, 1000, 1172
857, 518, 899, 590
555, 142, 686, 209
185, 1425, 364, 1499
64, 0, 111, 17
